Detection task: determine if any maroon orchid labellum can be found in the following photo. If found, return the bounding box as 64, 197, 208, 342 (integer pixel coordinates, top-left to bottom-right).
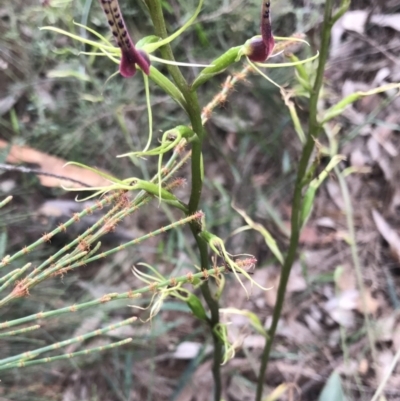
247, 1, 275, 62
99, 0, 150, 77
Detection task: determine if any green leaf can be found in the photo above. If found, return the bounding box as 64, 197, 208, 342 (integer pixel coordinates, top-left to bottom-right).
300, 155, 345, 227
318, 372, 346, 401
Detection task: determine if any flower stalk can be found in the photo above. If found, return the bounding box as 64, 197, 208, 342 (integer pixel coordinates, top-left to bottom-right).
254, 0, 346, 399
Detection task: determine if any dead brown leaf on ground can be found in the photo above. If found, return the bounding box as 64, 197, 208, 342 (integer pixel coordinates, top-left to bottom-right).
0, 139, 110, 188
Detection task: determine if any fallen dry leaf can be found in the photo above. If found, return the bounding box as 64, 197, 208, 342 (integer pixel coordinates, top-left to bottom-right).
356, 289, 380, 315
0, 139, 110, 188
393, 322, 400, 352
324, 290, 358, 327
372, 114, 398, 157
375, 315, 396, 342
372, 209, 400, 263
358, 358, 369, 375
371, 13, 400, 32
175, 360, 213, 401
335, 265, 357, 292
375, 349, 394, 385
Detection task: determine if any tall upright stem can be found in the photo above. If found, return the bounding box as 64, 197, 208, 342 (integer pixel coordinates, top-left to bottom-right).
144, 2, 221, 399
255, 1, 336, 399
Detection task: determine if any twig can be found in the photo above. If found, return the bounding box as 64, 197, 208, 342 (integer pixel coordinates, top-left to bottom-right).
0, 163, 91, 188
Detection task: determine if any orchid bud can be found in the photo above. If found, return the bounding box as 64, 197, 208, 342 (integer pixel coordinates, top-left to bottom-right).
99, 0, 150, 77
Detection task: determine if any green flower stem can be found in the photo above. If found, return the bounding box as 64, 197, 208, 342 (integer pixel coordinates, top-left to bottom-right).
196, 234, 223, 399
3, 338, 132, 370
254, 0, 342, 400
0, 266, 228, 331
0, 325, 40, 338
144, 0, 206, 212
144, 0, 192, 104
145, 2, 221, 399
0, 317, 136, 368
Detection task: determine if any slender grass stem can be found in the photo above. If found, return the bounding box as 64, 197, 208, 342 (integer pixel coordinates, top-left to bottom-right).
335, 168, 378, 363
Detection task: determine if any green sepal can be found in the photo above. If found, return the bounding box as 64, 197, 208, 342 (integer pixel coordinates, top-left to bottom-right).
191, 46, 241, 90
134, 179, 187, 212
186, 294, 208, 321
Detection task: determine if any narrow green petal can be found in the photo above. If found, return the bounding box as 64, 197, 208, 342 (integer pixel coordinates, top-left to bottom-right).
64, 162, 126, 185
256, 52, 319, 68
247, 58, 282, 89
274, 35, 310, 46
40, 26, 116, 51
72, 21, 114, 47
143, 0, 204, 53
149, 55, 212, 68
142, 73, 153, 153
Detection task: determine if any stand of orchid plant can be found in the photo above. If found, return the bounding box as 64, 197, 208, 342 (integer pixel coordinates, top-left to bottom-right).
2, 0, 400, 400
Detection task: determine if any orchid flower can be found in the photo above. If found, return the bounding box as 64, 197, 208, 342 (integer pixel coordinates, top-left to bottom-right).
41, 0, 208, 78
98, 0, 150, 77
41, 0, 209, 152
240, 1, 319, 89
193, 1, 319, 91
